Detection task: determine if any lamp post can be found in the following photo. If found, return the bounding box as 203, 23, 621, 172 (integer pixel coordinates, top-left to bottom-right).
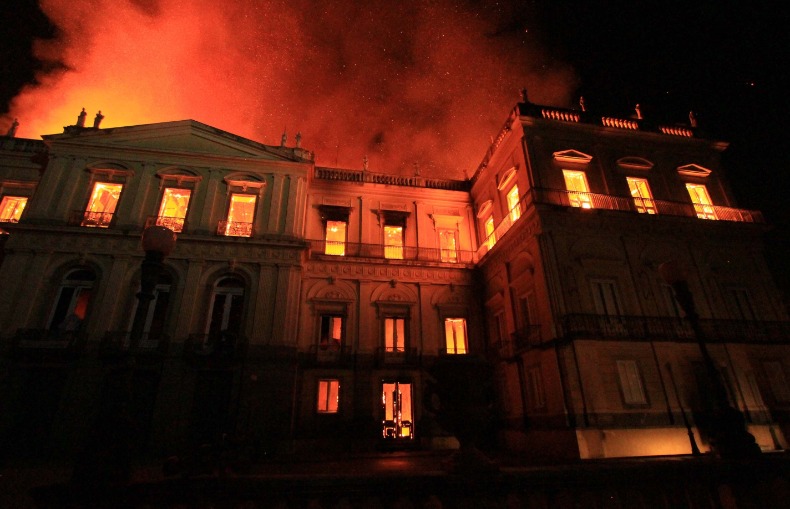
658, 260, 760, 457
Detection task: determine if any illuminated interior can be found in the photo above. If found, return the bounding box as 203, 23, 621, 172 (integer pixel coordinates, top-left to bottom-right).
507, 185, 521, 222
319, 315, 343, 349
685, 183, 717, 220
317, 379, 340, 413
484, 215, 495, 249
562, 170, 592, 208
325, 220, 346, 255
384, 225, 404, 259
382, 382, 413, 439
157, 187, 192, 232
224, 193, 256, 236
626, 177, 656, 214
444, 318, 468, 354
49, 269, 95, 331
438, 228, 458, 262
83, 182, 123, 227
0, 196, 27, 223
385, 317, 405, 352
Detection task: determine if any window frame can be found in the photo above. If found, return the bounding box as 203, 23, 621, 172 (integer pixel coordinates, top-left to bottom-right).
626, 177, 657, 214
437, 227, 458, 263
156, 186, 192, 233
48, 268, 96, 333
384, 316, 407, 352
562, 169, 592, 209
205, 276, 246, 337
685, 183, 717, 220
0, 195, 28, 223
443, 317, 468, 354
316, 378, 341, 414
616, 359, 649, 407
82, 181, 124, 228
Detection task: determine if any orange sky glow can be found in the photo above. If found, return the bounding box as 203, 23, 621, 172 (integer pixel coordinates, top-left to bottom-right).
5, 0, 577, 179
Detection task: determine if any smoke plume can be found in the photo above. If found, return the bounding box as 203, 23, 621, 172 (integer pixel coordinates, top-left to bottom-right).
5, 0, 577, 178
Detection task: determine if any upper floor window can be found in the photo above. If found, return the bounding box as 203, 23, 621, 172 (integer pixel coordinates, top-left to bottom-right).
626, 177, 656, 214
82, 182, 123, 227
506, 184, 521, 222
49, 268, 96, 334
591, 280, 622, 317
319, 314, 344, 350
484, 215, 495, 250
156, 187, 191, 232
562, 170, 592, 209
384, 317, 406, 352
317, 379, 340, 413
325, 220, 347, 256
384, 225, 404, 259
207, 276, 245, 338
222, 193, 256, 237
0, 196, 27, 223
443, 318, 468, 354
438, 228, 458, 263
685, 183, 716, 220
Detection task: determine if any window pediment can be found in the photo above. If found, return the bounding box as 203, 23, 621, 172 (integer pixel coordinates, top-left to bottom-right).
677, 164, 712, 178
476, 199, 493, 218
616, 157, 654, 171
157, 169, 202, 187
552, 150, 593, 165
318, 204, 351, 222
224, 174, 266, 195
497, 167, 518, 191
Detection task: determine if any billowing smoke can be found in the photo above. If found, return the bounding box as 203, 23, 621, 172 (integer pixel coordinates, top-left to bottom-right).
4, 0, 576, 178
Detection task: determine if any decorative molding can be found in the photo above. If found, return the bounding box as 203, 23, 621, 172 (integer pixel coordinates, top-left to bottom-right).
677, 164, 712, 178
552, 150, 593, 165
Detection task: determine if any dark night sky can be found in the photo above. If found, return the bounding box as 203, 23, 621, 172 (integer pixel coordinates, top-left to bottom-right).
1, 1, 788, 285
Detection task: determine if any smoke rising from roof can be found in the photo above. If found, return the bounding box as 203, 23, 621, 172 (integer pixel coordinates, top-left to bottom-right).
5, 0, 576, 178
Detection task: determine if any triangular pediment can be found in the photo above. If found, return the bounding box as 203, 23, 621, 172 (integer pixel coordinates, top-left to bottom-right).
553, 149, 593, 165
43, 120, 303, 161
677, 163, 712, 178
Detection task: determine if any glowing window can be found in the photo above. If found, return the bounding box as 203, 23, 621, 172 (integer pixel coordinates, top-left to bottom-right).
385, 317, 406, 352
49, 269, 95, 333
484, 215, 495, 250
626, 177, 656, 214
317, 379, 340, 413
686, 183, 717, 220
319, 315, 343, 350
384, 225, 403, 259
616, 360, 647, 406
325, 220, 346, 256
382, 382, 413, 438
224, 193, 256, 237
83, 182, 123, 227
0, 196, 27, 223
157, 187, 191, 232
444, 318, 468, 354
507, 185, 521, 222
562, 170, 592, 209
438, 228, 458, 263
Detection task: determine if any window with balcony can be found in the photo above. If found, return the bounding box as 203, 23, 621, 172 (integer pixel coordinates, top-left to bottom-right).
82, 182, 123, 227
156, 187, 191, 232
384, 225, 404, 259
506, 184, 521, 222
317, 379, 340, 413
626, 177, 656, 214
484, 215, 495, 250
616, 360, 648, 406
438, 228, 458, 262
0, 196, 27, 223
325, 220, 347, 255
49, 268, 95, 334
318, 314, 344, 350
207, 276, 245, 340
443, 318, 468, 354
384, 317, 406, 352
222, 193, 256, 237
685, 183, 716, 220
562, 170, 592, 208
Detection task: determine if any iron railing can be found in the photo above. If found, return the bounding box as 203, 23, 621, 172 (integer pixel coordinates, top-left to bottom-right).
70, 210, 115, 228
308, 344, 354, 365
309, 239, 476, 263
314, 167, 470, 191
376, 347, 420, 366
100, 331, 170, 355
146, 215, 186, 233
216, 220, 253, 237
185, 332, 247, 358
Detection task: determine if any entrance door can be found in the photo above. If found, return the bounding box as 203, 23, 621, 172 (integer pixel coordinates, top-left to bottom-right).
382, 382, 414, 439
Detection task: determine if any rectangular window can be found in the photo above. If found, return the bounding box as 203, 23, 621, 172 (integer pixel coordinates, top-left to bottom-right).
616, 360, 647, 406
384, 225, 404, 259
763, 361, 790, 403
438, 228, 458, 263
626, 177, 656, 214
518, 293, 537, 328
157, 187, 191, 232
318, 314, 343, 349
562, 170, 592, 209
526, 365, 546, 409
224, 193, 256, 237
0, 196, 27, 223
325, 220, 347, 256
591, 280, 622, 316
83, 182, 123, 227
317, 379, 340, 413
484, 215, 495, 250
385, 317, 406, 352
686, 183, 717, 220
507, 185, 521, 222
444, 318, 468, 354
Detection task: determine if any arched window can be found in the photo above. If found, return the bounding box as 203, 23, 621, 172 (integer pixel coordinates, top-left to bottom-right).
48, 268, 96, 333
206, 276, 245, 338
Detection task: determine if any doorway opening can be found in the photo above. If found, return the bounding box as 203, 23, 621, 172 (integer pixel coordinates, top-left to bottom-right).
382, 381, 414, 440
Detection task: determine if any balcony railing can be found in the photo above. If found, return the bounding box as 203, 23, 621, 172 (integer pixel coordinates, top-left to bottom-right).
11, 328, 86, 361
477, 188, 765, 259
376, 347, 419, 366
314, 167, 470, 191
308, 344, 354, 365
185, 332, 247, 358
217, 220, 253, 237
70, 210, 115, 228
309, 240, 476, 263
561, 314, 790, 343
100, 331, 169, 355
146, 215, 186, 233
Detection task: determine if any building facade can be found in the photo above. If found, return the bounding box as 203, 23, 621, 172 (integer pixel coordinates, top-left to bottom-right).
1, 101, 788, 462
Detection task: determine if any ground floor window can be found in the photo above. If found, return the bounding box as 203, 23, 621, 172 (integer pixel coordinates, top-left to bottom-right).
317, 379, 340, 413
382, 381, 413, 439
